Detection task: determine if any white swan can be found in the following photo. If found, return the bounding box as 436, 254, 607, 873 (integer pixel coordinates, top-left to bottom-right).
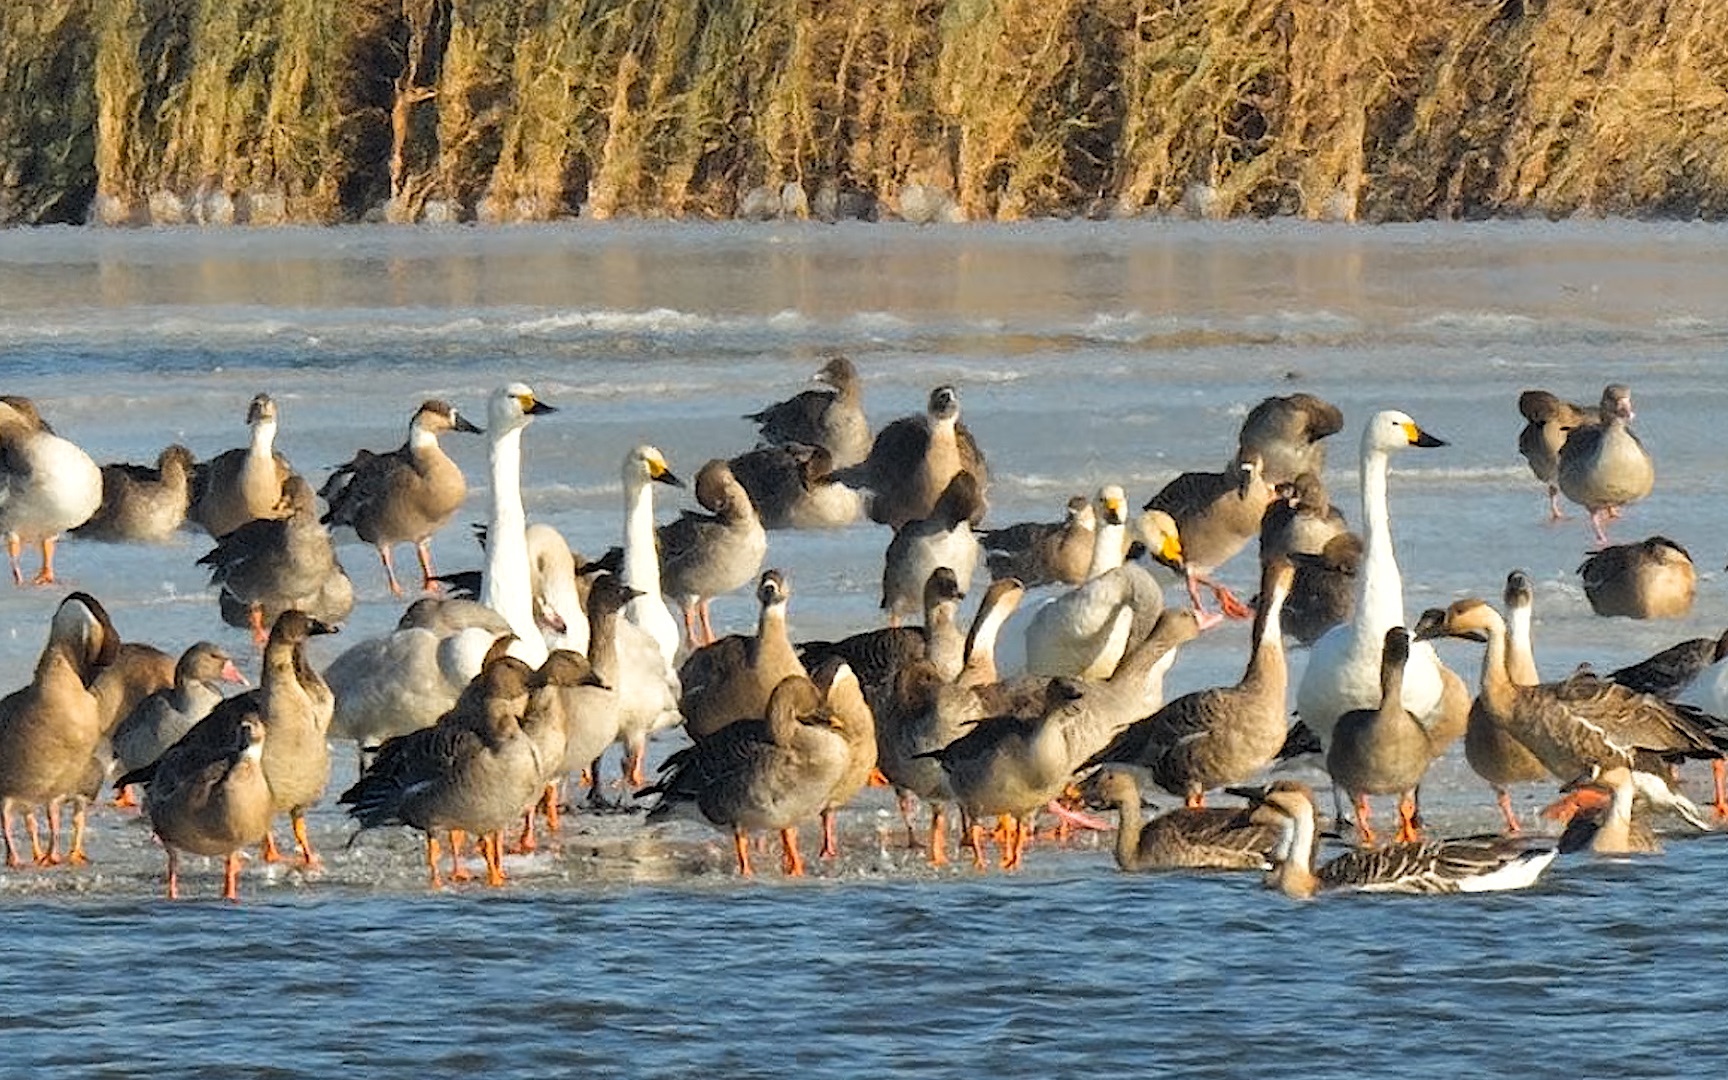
1296, 410, 1449, 749
620, 445, 685, 665
1023, 486, 1181, 679
325, 598, 511, 760
525, 522, 589, 656
479, 384, 556, 665
0, 397, 102, 585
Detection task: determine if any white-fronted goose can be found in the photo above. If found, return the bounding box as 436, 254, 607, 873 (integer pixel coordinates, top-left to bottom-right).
1233, 781, 1557, 898
1556, 383, 1655, 546
1080, 765, 1279, 871
187, 393, 295, 539
478, 383, 558, 666
325, 597, 510, 762
660, 459, 767, 649
1144, 451, 1274, 626
620, 444, 686, 665
1023, 489, 1182, 679
113, 642, 246, 791
1324, 627, 1433, 845
1296, 410, 1459, 752
1413, 598, 1724, 823
880, 472, 983, 625
320, 399, 482, 596
0, 593, 118, 867
727, 443, 862, 530
1517, 390, 1594, 521
1236, 393, 1344, 486
1086, 559, 1294, 807
1578, 536, 1695, 619
921, 610, 1200, 870
74, 444, 196, 544
834, 385, 988, 530
124, 714, 273, 900
0, 396, 103, 585
199, 474, 350, 645
340, 653, 544, 887
744, 354, 872, 469
981, 494, 1096, 587
679, 569, 806, 739
642, 674, 850, 877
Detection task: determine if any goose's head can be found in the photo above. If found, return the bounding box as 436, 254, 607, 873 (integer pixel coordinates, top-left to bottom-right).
816, 354, 858, 390
1600, 383, 1634, 423
586, 572, 644, 618
1288, 471, 1327, 509
927, 385, 961, 423
922, 566, 965, 610
182, 641, 247, 688
693, 459, 746, 515
488, 383, 556, 435
1502, 569, 1535, 613
268, 609, 341, 646
1078, 765, 1141, 812
236, 716, 266, 764
1411, 598, 1500, 644
1134, 509, 1185, 572
158, 444, 197, 475
1361, 409, 1446, 456
977, 576, 1026, 620
756, 569, 790, 610
245, 394, 278, 429
1063, 494, 1095, 530
50, 592, 119, 683
0, 396, 47, 434
624, 445, 684, 490
413, 399, 484, 437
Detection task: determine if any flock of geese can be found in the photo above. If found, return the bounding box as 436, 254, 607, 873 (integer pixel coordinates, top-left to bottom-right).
0, 367, 1721, 903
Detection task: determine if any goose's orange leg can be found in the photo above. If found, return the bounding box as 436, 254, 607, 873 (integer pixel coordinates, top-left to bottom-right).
416, 541, 439, 594
929, 804, 948, 867
1354, 793, 1377, 846
425, 835, 444, 889
66, 801, 90, 865
377, 546, 404, 597
780, 827, 806, 876
733, 830, 754, 877
1712, 760, 1727, 819
1394, 792, 1422, 844
291, 812, 321, 869
483, 831, 506, 886
448, 829, 474, 882
1496, 788, 1522, 834
165, 847, 181, 900
31, 537, 58, 586
222, 853, 243, 901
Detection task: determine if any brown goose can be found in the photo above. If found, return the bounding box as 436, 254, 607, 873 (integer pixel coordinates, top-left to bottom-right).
1232, 781, 1557, 898
799, 567, 967, 724
84, 636, 177, 810
122, 714, 273, 900
981, 495, 1097, 587
727, 443, 862, 531
811, 657, 878, 859
1606, 628, 1728, 701
340, 653, 545, 887
659, 459, 767, 649
1258, 472, 1347, 564
1325, 627, 1433, 845
1144, 451, 1275, 626
199, 474, 352, 645
0, 396, 103, 585
1086, 559, 1295, 807
1578, 536, 1695, 620
224, 609, 341, 867
1429, 573, 1551, 835
641, 674, 851, 877
512, 649, 607, 853
920, 610, 1201, 870
744, 354, 872, 469
187, 393, 296, 539
679, 570, 806, 740
557, 574, 636, 808
1548, 765, 1663, 856
320, 399, 483, 597
1556, 383, 1654, 546
1236, 393, 1345, 487
834, 385, 989, 531
0, 593, 118, 867
876, 578, 1030, 865
1284, 533, 1360, 647
1080, 765, 1279, 871
880, 472, 984, 626
74, 444, 197, 543
1413, 598, 1723, 822
1517, 390, 1595, 522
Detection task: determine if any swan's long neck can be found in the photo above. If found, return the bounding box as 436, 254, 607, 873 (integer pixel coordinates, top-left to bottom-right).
1086, 519, 1126, 579
481, 425, 540, 659
1358, 446, 1404, 631
622, 477, 663, 598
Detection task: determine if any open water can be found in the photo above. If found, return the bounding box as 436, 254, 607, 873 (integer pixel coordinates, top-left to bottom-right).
0, 220, 1723, 1076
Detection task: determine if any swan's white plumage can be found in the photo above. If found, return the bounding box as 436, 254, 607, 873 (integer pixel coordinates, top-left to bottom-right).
479, 384, 552, 665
